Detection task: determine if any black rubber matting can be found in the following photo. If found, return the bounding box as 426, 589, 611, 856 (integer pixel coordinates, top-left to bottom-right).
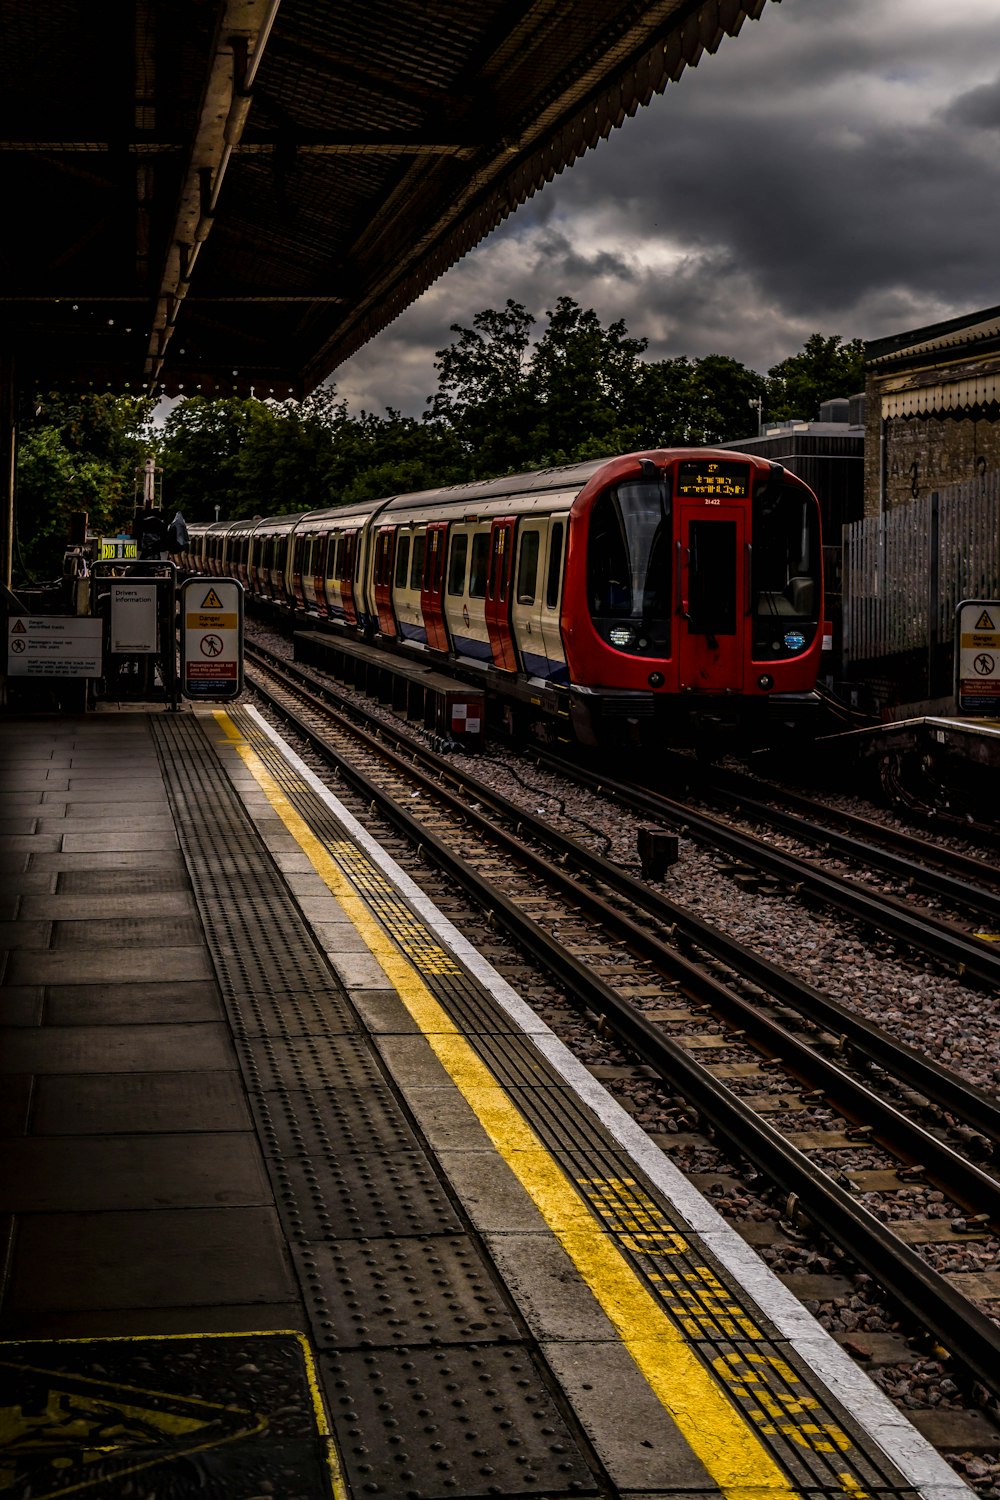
0, 1332, 335, 1498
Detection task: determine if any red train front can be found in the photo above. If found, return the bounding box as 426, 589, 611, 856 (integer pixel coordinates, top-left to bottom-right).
560, 449, 823, 746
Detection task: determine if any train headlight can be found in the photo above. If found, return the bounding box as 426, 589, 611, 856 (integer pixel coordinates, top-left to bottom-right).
783, 630, 806, 653
648, 671, 664, 688
757, 674, 774, 690
609, 626, 635, 648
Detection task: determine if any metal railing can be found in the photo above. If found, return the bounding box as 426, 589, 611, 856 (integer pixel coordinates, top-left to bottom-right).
843, 473, 1000, 664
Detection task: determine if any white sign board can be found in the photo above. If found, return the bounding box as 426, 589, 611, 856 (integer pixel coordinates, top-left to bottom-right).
7, 616, 103, 677
956, 599, 1000, 716
180, 578, 244, 700
110, 583, 158, 653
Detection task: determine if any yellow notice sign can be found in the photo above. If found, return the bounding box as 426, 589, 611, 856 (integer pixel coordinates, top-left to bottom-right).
186, 611, 238, 630
200, 588, 225, 609
975, 609, 996, 630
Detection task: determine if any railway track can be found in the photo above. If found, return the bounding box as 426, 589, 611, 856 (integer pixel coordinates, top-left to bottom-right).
243, 641, 1000, 1409
533, 749, 1000, 990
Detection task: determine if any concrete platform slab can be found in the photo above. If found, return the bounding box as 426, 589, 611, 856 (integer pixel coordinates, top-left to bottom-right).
32, 1070, 253, 1134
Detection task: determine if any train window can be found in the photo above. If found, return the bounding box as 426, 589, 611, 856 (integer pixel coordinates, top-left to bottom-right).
546, 523, 564, 609
448, 534, 468, 595
688, 521, 737, 636
425, 529, 444, 593
410, 534, 425, 591
516, 530, 539, 605
469, 533, 489, 599
587, 480, 671, 656
330, 537, 343, 580
395, 534, 410, 588
751, 484, 819, 659
490, 527, 510, 603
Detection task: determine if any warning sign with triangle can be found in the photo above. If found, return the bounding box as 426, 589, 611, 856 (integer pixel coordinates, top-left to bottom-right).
200, 588, 224, 609
11, 618, 26, 633
975, 609, 996, 630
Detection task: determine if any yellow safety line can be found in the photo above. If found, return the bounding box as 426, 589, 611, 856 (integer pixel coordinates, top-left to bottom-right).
213, 711, 802, 1500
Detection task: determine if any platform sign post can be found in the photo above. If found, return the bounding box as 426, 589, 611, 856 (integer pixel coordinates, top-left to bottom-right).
180, 577, 244, 701
955, 599, 1000, 717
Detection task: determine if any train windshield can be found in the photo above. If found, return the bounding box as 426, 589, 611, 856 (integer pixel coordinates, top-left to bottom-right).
751, 484, 820, 660
587, 478, 671, 656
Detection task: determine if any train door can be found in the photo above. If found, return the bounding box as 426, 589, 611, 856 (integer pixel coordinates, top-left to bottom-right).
373, 527, 398, 637
445, 525, 491, 661
394, 528, 426, 643
290, 533, 307, 609
341, 529, 359, 626
510, 520, 550, 677
538, 517, 568, 681
311, 534, 328, 615
676, 505, 746, 691
484, 517, 518, 672
420, 522, 449, 651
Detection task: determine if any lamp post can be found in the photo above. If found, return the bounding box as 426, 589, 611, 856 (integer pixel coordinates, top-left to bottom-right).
749, 396, 763, 434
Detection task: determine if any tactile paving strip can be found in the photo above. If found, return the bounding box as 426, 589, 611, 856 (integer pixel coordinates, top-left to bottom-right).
291, 1235, 523, 1351
153, 715, 603, 1498
229, 708, 913, 1498
322, 1344, 598, 1498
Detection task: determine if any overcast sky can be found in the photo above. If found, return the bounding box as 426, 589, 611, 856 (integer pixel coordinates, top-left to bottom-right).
329, 0, 1000, 422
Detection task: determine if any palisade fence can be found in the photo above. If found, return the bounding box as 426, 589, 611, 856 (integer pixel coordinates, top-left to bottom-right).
842, 474, 1000, 674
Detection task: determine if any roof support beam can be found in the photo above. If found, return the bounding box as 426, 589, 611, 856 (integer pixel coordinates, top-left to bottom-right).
145, 0, 283, 393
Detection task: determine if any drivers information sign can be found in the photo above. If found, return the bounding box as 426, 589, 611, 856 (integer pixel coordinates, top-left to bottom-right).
677, 460, 750, 499
179, 577, 244, 701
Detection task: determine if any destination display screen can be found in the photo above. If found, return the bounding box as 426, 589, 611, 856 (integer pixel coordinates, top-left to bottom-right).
676, 460, 750, 499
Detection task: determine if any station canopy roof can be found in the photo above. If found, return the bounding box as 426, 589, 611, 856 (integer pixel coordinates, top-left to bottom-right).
2, 0, 770, 402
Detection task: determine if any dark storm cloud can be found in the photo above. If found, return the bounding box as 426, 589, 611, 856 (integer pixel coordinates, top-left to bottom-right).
334, 0, 1000, 416
946, 75, 1000, 129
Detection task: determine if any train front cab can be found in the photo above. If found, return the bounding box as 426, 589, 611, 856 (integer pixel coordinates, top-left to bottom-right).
567, 453, 823, 748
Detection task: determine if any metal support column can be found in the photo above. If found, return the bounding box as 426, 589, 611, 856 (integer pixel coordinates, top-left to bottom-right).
0, 347, 15, 589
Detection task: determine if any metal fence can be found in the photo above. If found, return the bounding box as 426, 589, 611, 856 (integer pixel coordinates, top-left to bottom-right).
842, 474, 1000, 664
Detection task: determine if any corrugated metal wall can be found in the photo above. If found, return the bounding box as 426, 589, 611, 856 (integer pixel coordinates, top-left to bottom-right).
843, 473, 1000, 663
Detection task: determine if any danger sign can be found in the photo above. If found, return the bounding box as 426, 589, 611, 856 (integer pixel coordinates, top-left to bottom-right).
178, 576, 244, 700
956, 598, 1000, 715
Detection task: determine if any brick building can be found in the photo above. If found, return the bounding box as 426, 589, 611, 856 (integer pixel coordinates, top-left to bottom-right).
864, 304, 1000, 516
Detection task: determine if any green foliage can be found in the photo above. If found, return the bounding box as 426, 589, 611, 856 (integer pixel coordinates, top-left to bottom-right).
427, 300, 536, 475
428, 298, 772, 465
765, 333, 865, 422
13, 325, 864, 568
14, 392, 153, 581
159, 398, 262, 521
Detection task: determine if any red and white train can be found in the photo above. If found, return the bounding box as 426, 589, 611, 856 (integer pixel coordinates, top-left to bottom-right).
184, 448, 826, 747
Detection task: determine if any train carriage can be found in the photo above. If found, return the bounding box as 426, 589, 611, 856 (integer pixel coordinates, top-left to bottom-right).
201, 448, 825, 749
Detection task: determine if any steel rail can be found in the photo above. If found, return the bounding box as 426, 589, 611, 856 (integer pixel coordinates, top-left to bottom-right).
535, 752, 1000, 989
245, 658, 1000, 1404
664, 759, 1000, 920
247, 643, 1000, 1148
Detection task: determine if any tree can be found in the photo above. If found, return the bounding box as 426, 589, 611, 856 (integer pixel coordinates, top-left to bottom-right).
159, 398, 261, 520
328, 408, 465, 504
426, 300, 536, 474
14, 392, 153, 581
766, 334, 865, 423
526, 297, 650, 462
681, 355, 768, 444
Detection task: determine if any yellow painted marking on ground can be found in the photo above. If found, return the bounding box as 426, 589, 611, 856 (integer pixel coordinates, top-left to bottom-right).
215, 712, 806, 1500
0, 1330, 344, 1500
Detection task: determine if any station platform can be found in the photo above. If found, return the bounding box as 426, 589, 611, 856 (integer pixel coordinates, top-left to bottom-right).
817, 713, 1000, 777
0, 705, 973, 1500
